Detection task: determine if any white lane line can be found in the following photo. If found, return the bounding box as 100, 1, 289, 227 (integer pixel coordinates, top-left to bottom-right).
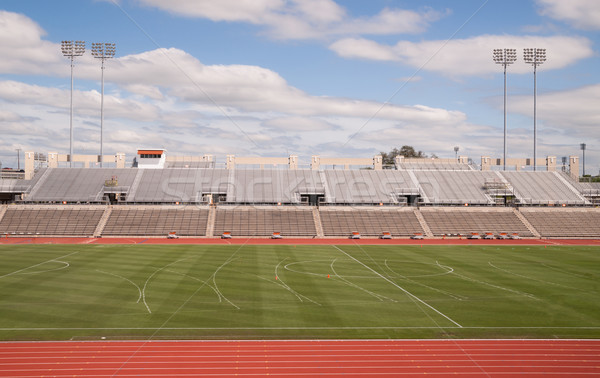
333, 246, 462, 328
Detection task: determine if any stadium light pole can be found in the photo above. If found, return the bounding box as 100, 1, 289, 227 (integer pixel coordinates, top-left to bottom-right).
580, 143, 586, 177
16, 148, 21, 170
91, 42, 116, 168
493, 48, 517, 171
454, 146, 459, 162
523, 48, 546, 171
61, 40, 85, 168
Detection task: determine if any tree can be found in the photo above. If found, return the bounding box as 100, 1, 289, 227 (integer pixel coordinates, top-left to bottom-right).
380, 145, 429, 166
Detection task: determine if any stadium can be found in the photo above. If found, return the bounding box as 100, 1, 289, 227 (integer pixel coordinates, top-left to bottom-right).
2, 0, 600, 375
0, 148, 599, 376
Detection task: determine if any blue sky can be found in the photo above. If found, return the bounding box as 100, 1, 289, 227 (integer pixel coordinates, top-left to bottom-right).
1, 0, 599, 173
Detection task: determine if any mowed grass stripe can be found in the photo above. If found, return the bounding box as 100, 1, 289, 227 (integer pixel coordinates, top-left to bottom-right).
0, 244, 598, 340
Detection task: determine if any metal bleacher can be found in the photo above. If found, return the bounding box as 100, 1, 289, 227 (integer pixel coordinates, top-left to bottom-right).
499, 171, 588, 205
226, 170, 323, 204
24, 168, 138, 203
413, 170, 499, 205
213, 206, 317, 237
520, 208, 600, 238
323, 170, 416, 204
420, 207, 533, 237
102, 205, 209, 236
319, 207, 424, 237
0, 205, 105, 236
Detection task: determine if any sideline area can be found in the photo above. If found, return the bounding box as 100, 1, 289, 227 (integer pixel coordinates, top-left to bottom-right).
1, 236, 599, 245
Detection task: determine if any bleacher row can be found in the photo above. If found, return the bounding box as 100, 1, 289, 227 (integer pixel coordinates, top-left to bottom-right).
1, 205, 598, 238
13, 168, 593, 205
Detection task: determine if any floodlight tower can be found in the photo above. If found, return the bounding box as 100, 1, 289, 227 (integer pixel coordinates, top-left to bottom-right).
454, 146, 459, 161
61, 40, 85, 167
493, 48, 517, 171
580, 143, 587, 177
523, 48, 546, 171
91, 42, 116, 168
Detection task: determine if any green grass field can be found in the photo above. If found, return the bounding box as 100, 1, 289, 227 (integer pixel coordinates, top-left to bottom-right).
0, 243, 598, 341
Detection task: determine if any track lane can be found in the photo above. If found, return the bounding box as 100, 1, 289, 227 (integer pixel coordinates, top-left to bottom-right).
0, 339, 598, 377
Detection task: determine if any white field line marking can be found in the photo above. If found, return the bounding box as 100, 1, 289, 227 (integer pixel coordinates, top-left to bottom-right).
210, 257, 239, 310
541, 263, 595, 280
253, 273, 322, 306
142, 258, 191, 314
284, 259, 376, 279
384, 259, 455, 278
165, 269, 221, 302
108, 238, 253, 378
436, 261, 537, 300
330, 259, 396, 302
17, 260, 69, 275
488, 262, 586, 292
96, 270, 142, 303
384, 260, 466, 301
0, 250, 81, 280
1, 326, 599, 331
273, 259, 321, 306
333, 246, 462, 328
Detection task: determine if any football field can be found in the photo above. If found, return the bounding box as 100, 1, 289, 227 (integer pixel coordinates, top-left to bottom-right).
0, 243, 598, 340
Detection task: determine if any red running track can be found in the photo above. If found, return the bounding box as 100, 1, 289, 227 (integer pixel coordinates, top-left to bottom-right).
0, 339, 598, 377
1, 237, 600, 246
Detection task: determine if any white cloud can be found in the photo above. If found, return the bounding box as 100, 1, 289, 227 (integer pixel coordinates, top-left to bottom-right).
329, 34, 593, 76
263, 116, 340, 132
0, 11, 63, 75
536, 0, 600, 30
136, 0, 443, 40
511, 83, 600, 136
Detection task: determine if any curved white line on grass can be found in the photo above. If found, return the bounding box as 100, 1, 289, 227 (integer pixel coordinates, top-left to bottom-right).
284, 260, 376, 279
275, 259, 307, 303
333, 246, 462, 328
488, 262, 584, 292
384, 259, 454, 278
0, 250, 81, 280
253, 273, 322, 306
143, 258, 191, 314
165, 269, 221, 302
330, 259, 396, 302
284, 260, 329, 277
437, 261, 537, 300
211, 257, 240, 310
384, 260, 466, 301
96, 270, 142, 304
17, 260, 70, 275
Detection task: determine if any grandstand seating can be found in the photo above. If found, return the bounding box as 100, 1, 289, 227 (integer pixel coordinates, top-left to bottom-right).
2, 165, 599, 239
520, 208, 600, 238
226, 170, 323, 204
413, 170, 499, 205
25, 168, 139, 203
398, 161, 471, 170
102, 206, 209, 236
500, 171, 587, 205
0, 205, 105, 236
324, 170, 416, 204
319, 207, 423, 237
420, 207, 533, 237
212, 206, 316, 236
